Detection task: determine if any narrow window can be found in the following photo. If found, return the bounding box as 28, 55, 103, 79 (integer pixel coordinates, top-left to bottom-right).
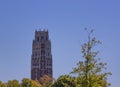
41, 36, 44, 40
37, 36, 39, 41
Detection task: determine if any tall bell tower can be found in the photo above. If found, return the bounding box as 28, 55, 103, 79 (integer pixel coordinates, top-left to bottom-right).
31, 30, 52, 80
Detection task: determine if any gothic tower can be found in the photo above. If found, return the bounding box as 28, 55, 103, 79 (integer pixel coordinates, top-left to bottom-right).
31, 30, 52, 80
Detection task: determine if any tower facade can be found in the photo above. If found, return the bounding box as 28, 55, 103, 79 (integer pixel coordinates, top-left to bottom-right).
31, 30, 52, 80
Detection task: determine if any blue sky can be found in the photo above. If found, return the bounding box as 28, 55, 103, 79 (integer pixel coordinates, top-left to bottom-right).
0, 0, 120, 86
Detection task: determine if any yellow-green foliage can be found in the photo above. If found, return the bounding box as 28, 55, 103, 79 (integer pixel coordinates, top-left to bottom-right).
71, 29, 112, 87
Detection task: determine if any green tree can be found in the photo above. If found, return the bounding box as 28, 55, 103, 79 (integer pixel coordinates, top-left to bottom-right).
51, 75, 76, 87
7, 80, 20, 87
0, 81, 6, 87
21, 78, 41, 87
71, 29, 112, 87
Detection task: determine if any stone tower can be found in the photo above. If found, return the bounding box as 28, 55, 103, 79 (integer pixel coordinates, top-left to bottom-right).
31, 30, 52, 80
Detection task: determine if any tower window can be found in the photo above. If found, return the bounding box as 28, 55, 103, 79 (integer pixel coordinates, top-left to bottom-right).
41, 36, 44, 40
41, 44, 45, 48
35, 52, 37, 56
41, 51, 45, 56
46, 36, 48, 40
37, 36, 39, 41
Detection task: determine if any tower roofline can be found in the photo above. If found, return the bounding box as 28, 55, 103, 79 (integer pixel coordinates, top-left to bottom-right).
35, 29, 48, 33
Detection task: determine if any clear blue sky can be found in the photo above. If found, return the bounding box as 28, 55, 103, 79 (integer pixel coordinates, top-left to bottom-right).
0, 0, 119, 86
